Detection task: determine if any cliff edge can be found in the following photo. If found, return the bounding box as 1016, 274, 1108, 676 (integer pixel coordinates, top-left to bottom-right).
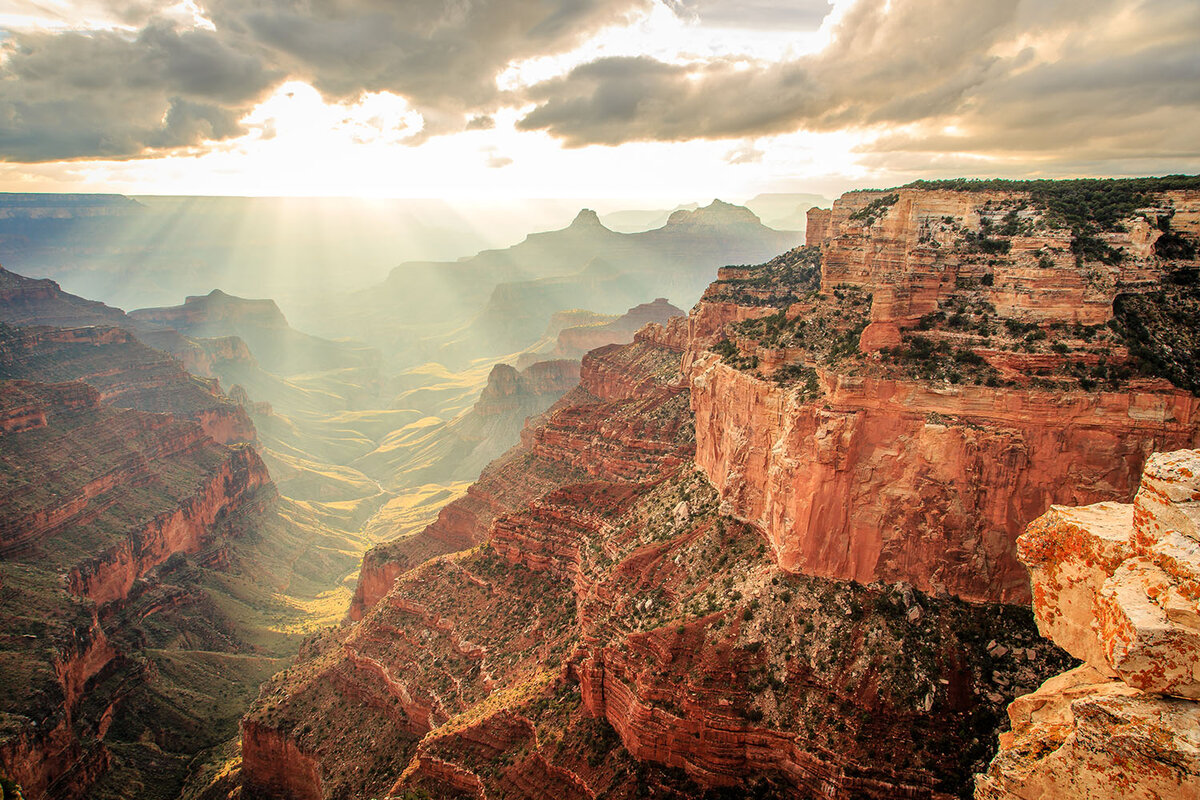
976, 448, 1200, 799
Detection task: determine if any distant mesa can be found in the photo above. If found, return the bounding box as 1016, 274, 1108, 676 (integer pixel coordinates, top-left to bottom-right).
132, 288, 375, 376
134, 288, 289, 329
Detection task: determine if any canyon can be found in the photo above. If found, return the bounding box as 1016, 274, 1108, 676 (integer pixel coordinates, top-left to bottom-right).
240, 179, 1200, 799
0, 198, 806, 799
2, 177, 1198, 800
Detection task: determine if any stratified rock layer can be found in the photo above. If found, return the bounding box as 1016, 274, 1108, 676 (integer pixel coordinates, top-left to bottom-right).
0, 379, 272, 799
246, 335, 1068, 800
977, 448, 1200, 799
691, 355, 1198, 604
690, 185, 1200, 604
0, 322, 255, 445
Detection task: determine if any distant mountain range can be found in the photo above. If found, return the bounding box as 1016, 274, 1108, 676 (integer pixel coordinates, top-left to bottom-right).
297, 199, 801, 368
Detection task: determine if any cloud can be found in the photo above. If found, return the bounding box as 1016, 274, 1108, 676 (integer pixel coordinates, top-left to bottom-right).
666, 0, 833, 30
0, 0, 651, 161
726, 142, 764, 164
0, 22, 279, 161
517, 0, 1200, 167
2, 0, 1196, 174
203, 0, 650, 109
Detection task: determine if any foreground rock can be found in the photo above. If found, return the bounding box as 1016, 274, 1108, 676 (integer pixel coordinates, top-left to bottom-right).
977, 448, 1200, 799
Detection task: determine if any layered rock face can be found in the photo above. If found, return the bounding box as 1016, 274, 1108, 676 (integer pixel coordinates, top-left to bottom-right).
554, 297, 683, 358
977, 448, 1200, 799
346, 345, 685, 620
0, 322, 255, 445
691, 184, 1200, 604
247, 333, 1066, 800
692, 355, 1199, 603
0, 378, 273, 799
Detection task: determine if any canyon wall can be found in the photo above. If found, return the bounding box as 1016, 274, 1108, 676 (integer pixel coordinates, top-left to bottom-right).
689, 185, 1200, 604
0, 378, 273, 799
691, 355, 1199, 603
0, 323, 255, 445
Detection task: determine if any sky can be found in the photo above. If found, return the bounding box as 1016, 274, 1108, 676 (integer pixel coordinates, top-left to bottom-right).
0, 0, 1197, 200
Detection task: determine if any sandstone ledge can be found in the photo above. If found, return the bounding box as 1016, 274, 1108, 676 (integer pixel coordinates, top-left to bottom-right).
979, 449, 1200, 798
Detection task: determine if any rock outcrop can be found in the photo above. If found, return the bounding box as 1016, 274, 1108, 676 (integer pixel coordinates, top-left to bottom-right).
554, 297, 683, 359
0, 322, 255, 445
977, 448, 1200, 799
690, 182, 1200, 604
691, 355, 1199, 604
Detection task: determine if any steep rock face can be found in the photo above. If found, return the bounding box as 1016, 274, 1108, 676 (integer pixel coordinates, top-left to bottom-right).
347, 345, 685, 620
474, 360, 581, 417
691, 184, 1200, 604
0, 267, 131, 331
0, 378, 273, 799
66, 443, 270, 606
977, 448, 1200, 799
805, 207, 831, 246
691, 355, 1199, 604
132, 289, 287, 330
0, 323, 255, 445
242, 721, 323, 800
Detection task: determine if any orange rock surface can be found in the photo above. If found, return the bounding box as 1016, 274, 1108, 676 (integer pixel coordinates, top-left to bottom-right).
691, 355, 1198, 604
978, 449, 1200, 798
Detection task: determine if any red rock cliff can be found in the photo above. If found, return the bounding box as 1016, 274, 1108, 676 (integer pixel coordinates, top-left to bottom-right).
0, 378, 273, 799
690, 184, 1200, 604
690, 355, 1199, 603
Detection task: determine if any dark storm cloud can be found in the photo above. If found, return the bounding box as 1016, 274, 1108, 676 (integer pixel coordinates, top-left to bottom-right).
0, 0, 650, 161
517, 0, 1200, 163
0, 23, 279, 161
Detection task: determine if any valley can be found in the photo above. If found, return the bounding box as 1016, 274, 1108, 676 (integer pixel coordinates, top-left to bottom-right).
0, 197, 801, 798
